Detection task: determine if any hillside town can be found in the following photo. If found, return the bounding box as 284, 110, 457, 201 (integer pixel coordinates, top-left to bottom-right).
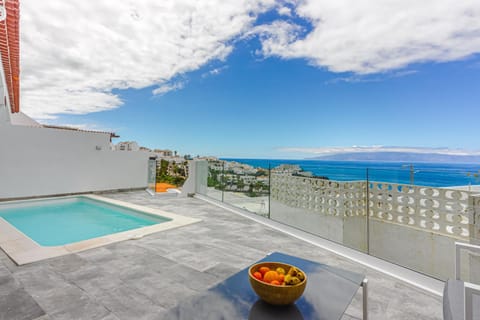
206, 159, 270, 196
114, 141, 190, 188
206, 160, 323, 197
114, 141, 327, 195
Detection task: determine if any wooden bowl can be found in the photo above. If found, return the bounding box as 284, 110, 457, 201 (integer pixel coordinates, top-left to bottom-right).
248, 262, 307, 305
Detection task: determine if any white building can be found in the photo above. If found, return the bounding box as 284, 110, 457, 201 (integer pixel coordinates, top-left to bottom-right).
116, 141, 140, 151
153, 149, 173, 157
239, 175, 257, 184
0, 18, 151, 199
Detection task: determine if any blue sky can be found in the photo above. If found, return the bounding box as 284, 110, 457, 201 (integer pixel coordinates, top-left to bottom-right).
20, 0, 480, 159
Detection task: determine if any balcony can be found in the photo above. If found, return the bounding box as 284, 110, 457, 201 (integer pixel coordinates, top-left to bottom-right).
1, 190, 444, 319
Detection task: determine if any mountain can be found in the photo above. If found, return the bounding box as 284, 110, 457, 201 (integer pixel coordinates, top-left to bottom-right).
308, 152, 480, 163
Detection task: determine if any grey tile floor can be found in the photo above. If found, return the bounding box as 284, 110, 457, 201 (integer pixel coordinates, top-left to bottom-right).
0, 191, 442, 320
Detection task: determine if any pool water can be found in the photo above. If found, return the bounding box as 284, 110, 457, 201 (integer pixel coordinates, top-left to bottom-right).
0, 197, 171, 246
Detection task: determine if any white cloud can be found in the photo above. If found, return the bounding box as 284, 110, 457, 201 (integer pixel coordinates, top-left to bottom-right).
277, 6, 292, 16
201, 65, 229, 78
326, 75, 383, 84
326, 69, 417, 84
247, 20, 304, 53
20, 0, 276, 119
278, 146, 480, 156
391, 70, 418, 78
19, 0, 480, 120
152, 81, 186, 96
256, 0, 480, 74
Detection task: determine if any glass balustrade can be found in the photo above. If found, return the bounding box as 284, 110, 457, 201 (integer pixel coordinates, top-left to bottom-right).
201, 160, 225, 202
195, 159, 480, 281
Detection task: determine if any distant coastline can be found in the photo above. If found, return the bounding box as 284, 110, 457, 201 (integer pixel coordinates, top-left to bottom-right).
307, 151, 480, 164
221, 158, 480, 187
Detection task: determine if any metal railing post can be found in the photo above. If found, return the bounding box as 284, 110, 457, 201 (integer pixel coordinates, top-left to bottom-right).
366, 168, 370, 255
362, 278, 368, 320
221, 161, 225, 203
268, 163, 271, 219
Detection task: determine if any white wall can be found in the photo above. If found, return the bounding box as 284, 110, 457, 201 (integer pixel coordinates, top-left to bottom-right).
0, 103, 8, 124
0, 124, 150, 199
270, 200, 368, 252
368, 220, 456, 279
0, 52, 10, 125
181, 160, 208, 197
0, 84, 10, 125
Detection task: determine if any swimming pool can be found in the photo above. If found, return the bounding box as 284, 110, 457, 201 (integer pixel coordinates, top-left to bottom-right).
0, 197, 171, 246
0, 195, 200, 265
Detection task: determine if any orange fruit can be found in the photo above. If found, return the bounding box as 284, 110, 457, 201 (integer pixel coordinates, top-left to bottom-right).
263, 270, 279, 283
259, 266, 270, 276
277, 274, 285, 283
271, 280, 280, 286
253, 271, 262, 281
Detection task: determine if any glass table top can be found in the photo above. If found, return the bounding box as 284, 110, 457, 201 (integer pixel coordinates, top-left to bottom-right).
164, 252, 365, 320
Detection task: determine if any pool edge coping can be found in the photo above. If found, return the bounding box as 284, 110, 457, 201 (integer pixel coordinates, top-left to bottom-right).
0, 194, 201, 265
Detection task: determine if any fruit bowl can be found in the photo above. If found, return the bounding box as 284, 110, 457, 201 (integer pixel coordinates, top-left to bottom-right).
248, 262, 307, 305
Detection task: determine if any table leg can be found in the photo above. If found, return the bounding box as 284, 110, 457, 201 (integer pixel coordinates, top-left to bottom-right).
362, 278, 368, 320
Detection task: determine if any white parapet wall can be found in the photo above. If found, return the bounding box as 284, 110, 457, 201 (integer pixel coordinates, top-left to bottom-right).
367, 182, 474, 280
270, 175, 368, 252
270, 173, 479, 281
0, 124, 150, 199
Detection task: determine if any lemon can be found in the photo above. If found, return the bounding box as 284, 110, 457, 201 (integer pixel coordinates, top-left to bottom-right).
276, 267, 286, 275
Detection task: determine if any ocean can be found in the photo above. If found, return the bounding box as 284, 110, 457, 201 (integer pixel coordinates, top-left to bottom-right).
221, 159, 480, 187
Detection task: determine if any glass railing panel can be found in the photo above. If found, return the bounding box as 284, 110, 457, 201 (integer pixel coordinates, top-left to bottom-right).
147, 158, 156, 193
203, 160, 224, 201
217, 159, 270, 217
269, 161, 369, 253
367, 164, 480, 281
